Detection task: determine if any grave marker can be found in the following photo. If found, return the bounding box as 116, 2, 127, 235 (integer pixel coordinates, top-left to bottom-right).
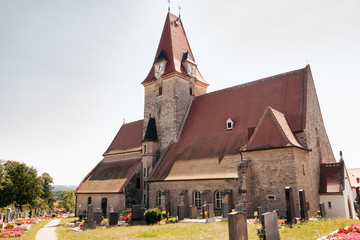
190, 205, 197, 219
228, 211, 248, 240
132, 205, 141, 220
109, 211, 119, 226
285, 186, 296, 225
299, 189, 308, 221
261, 211, 280, 240
319, 202, 327, 218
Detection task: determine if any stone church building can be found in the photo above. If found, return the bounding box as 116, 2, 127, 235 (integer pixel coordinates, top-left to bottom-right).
76, 12, 337, 218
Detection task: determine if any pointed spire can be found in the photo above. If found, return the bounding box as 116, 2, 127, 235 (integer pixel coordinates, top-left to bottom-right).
142, 12, 207, 85
143, 117, 158, 142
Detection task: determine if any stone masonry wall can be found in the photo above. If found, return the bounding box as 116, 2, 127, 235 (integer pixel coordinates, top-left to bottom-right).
148, 179, 238, 217
242, 148, 301, 218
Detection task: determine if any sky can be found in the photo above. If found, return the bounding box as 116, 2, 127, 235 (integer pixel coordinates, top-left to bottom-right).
0, 0, 359, 186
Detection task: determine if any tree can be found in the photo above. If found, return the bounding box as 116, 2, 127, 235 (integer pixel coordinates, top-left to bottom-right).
3, 161, 42, 211
60, 190, 75, 211
41, 173, 56, 209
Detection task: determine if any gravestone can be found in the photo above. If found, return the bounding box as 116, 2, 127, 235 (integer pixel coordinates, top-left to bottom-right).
235, 204, 242, 212
222, 202, 230, 218
83, 204, 96, 230
93, 210, 103, 224
261, 211, 280, 240
190, 205, 197, 219
109, 211, 119, 226
228, 211, 248, 240
257, 206, 265, 218
25, 210, 29, 219
131, 205, 141, 221
6, 208, 11, 223
31, 209, 35, 219
285, 186, 296, 225
109, 205, 114, 213
208, 203, 215, 218
1, 213, 4, 222
177, 206, 185, 220
299, 189, 308, 221
319, 202, 327, 218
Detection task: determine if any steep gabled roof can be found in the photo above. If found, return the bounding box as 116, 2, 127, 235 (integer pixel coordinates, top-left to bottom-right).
241, 107, 305, 151
149, 66, 310, 181
142, 12, 206, 84
103, 120, 143, 156
143, 117, 158, 142
77, 158, 141, 194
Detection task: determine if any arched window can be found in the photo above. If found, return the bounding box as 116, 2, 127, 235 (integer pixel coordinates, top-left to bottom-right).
156, 191, 162, 206
101, 198, 107, 217
194, 190, 201, 208
88, 197, 92, 205
158, 86, 163, 96
190, 87, 193, 96
215, 191, 222, 209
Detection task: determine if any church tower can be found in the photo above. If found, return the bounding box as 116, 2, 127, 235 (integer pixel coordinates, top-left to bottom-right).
142, 12, 209, 151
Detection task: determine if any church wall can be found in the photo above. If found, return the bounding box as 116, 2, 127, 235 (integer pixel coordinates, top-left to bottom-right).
295, 69, 336, 214
242, 148, 300, 218
144, 75, 193, 151
76, 193, 125, 217
148, 179, 238, 217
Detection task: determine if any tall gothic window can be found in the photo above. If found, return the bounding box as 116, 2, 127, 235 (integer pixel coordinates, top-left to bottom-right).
194, 190, 201, 208
156, 190, 162, 206
215, 191, 222, 209
190, 87, 193, 96
88, 197, 92, 205
158, 86, 163, 96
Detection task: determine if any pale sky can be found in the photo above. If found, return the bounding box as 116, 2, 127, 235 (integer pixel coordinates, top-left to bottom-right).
1, 1, 359, 185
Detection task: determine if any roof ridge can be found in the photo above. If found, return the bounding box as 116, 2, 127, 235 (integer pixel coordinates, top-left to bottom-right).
195, 66, 307, 100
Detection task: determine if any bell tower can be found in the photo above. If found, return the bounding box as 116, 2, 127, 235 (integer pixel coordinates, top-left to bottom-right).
142, 12, 209, 151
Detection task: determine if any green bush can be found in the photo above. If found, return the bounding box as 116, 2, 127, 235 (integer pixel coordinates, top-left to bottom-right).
144, 208, 161, 224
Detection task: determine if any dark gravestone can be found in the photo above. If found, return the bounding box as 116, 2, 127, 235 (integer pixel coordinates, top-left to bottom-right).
109, 211, 119, 226
319, 202, 327, 218
299, 189, 309, 221
132, 205, 141, 220
235, 204, 242, 212
208, 203, 215, 218
257, 206, 265, 218
285, 186, 296, 225
190, 205, 197, 219
261, 211, 280, 240
83, 204, 96, 230
6, 208, 11, 223
177, 206, 185, 220
93, 211, 103, 224
222, 203, 230, 218
228, 212, 248, 240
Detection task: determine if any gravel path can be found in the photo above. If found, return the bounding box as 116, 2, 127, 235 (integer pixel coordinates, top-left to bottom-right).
35, 219, 61, 240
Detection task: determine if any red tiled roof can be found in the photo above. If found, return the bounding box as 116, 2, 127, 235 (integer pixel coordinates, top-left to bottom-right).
241, 107, 305, 151
142, 12, 206, 84
103, 120, 143, 156
149, 66, 309, 181
319, 163, 341, 193
77, 158, 141, 193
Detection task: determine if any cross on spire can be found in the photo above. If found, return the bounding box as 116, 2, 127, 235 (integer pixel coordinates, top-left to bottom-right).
178, 6, 181, 18
168, 0, 170, 12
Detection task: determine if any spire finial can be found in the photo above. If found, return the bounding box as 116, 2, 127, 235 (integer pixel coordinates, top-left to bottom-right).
178, 6, 181, 18
168, 0, 170, 12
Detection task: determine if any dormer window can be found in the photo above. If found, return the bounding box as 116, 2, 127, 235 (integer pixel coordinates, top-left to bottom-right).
226, 118, 234, 131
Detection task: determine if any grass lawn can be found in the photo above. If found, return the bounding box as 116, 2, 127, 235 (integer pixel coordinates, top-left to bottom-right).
57, 217, 360, 240
17, 218, 52, 240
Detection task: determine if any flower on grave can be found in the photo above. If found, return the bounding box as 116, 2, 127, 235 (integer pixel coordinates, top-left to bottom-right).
205, 211, 209, 217
256, 226, 265, 238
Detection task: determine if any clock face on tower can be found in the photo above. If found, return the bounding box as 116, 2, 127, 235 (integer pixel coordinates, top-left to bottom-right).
154, 62, 165, 78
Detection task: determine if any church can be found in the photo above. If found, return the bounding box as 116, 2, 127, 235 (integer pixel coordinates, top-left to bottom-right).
76, 12, 340, 219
